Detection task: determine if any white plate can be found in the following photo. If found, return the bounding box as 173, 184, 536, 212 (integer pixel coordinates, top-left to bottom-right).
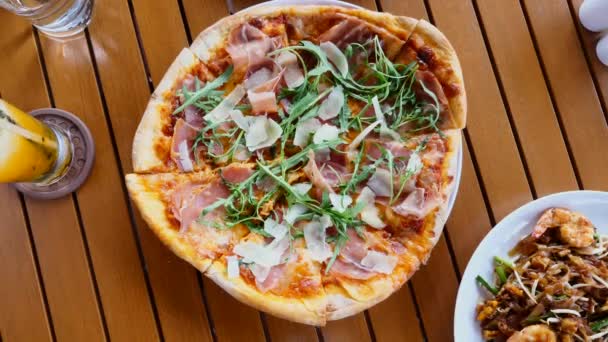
237, 0, 464, 222
454, 190, 608, 341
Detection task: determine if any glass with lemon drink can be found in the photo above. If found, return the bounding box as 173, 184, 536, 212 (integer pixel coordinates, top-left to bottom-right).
0, 99, 72, 184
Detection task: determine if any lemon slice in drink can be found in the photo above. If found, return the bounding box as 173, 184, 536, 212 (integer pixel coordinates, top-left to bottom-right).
0, 100, 59, 182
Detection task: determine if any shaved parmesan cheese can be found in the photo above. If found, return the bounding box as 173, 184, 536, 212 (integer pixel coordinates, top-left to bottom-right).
371, 96, 401, 141
245, 68, 273, 90
226, 255, 240, 278
348, 120, 382, 152
284, 65, 305, 89
276, 52, 305, 89
406, 152, 423, 174
204, 85, 246, 123
313, 124, 340, 144
245, 116, 282, 151
234, 236, 289, 268
367, 168, 392, 197
233, 144, 251, 161
329, 193, 352, 213
285, 204, 308, 224
276, 51, 297, 65
229, 109, 252, 131
320, 41, 349, 77
319, 214, 332, 228
303, 216, 333, 261
357, 187, 386, 229
589, 330, 608, 340
317, 86, 344, 120
357, 186, 375, 205
294, 118, 321, 147
249, 263, 271, 283
360, 251, 397, 274
264, 218, 288, 240
292, 182, 312, 196
177, 140, 194, 172
372, 96, 386, 125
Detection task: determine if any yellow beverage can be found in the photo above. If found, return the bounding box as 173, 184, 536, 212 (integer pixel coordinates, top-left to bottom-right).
0, 100, 69, 183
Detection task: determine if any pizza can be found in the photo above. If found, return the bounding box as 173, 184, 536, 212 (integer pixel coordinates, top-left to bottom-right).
126, 4, 466, 325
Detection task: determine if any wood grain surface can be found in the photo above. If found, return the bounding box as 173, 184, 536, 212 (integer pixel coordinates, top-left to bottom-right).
0, 0, 606, 341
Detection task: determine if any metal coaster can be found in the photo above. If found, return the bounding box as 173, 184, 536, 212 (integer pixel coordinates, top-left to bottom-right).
13, 108, 95, 200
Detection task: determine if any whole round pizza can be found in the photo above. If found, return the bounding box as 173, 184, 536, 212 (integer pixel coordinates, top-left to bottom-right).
126, 4, 466, 325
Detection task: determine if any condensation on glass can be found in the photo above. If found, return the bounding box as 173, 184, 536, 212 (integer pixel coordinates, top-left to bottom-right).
0, 0, 94, 37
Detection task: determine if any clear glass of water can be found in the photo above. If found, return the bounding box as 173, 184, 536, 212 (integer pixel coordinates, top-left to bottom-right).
0, 0, 94, 37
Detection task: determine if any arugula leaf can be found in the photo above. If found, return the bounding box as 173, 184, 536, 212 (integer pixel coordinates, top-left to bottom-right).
173, 65, 234, 115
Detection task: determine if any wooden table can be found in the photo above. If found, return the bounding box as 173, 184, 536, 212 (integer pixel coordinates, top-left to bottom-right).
1, 0, 606, 341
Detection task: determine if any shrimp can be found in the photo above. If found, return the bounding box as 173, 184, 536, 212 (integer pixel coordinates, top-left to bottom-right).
532, 208, 595, 248
507, 324, 556, 342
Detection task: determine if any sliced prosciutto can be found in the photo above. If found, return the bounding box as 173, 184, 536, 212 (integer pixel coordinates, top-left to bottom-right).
220, 163, 254, 184
319, 14, 404, 59
226, 24, 275, 72
173, 179, 230, 233
304, 150, 350, 197
170, 118, 199, 172
363, 139, 412, 162
392, 187, 440, 219
413, 70, 451, 126
246, 62, 284, 114
179, 75, 205, 128
254, 263, 287, 292
329, 230, 397, 279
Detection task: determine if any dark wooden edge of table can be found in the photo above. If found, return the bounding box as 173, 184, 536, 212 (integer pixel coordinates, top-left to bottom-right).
0, 0, 607, 341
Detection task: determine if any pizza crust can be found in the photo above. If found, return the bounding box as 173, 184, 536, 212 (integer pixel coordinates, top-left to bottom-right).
132, 48, 202, 173
125, 173, 215, 272
206, 258, 327, 325
153, 48, 201, 98
132, 97, 170, 173
411, 20, 467, 129
428, 129, 461, 248
324, 278, 397, 320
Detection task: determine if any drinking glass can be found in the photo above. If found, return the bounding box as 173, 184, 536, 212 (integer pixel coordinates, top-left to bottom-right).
0, 0, 94, 37
0, 99, 72, 185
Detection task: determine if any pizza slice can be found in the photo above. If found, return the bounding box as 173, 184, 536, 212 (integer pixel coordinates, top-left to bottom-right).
317, 130, 460, 319
125, 164, 254, 271
395, 19, 467, 130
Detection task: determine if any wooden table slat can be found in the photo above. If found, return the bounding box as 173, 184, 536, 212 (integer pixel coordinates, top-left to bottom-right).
87, 0, 215, 340
426, 0, 533, 221
321, 314, 372, 342
570, 0, 608, 117
475, 0, 578, 196
444, 138, 492, 271
367, 285, 425, 342
521, 0, 608, 192
0, 11, 105, 342
0, 185, 52, 342
37, 32, 159, 341
204, 278, 267, 342
1, 0, 607, 340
